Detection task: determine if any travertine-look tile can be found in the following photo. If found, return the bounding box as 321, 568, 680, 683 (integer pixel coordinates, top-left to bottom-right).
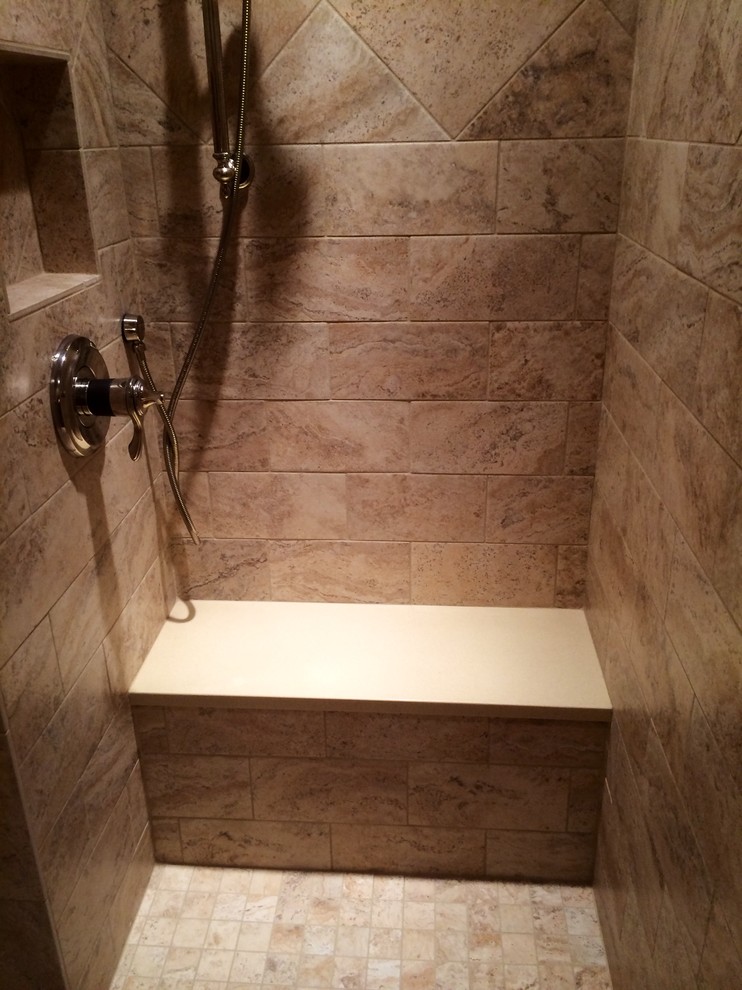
71, 0, 119, 148
629, 0, 741, 143
411, 543, 556, 607
409, 763, 569, 831
665, 536, 742, 791
244, 144, 326, 236
118, 147, 158, 236
251, 757, 407, 824
564, 402, 601, 476
697, 899, 742, 990
462, 0, 633, 139
677, 144, 742, 303
331, 824, 486, 877
27, 149, 97, 272
210, 472, 347, 540
619, 138, 687, 263
84, 148, 130, 249
170, 538, 271, 601
140, 754, 253, 820
269, 540, 411, 604
252, 3, 444, 143
267, 400, 408, 472
131, 707, 168, 755
175, 400, 269, 472
411, 401, 567, 475
575, 234, 616, 319
323, 143, 497, 235
567, 769, 603, 833
164, 707, 326, 758
602, 327, 661, 477
694, 292, 742, 465
489, 720, 607, 769
489, 322, 605, 400
497, 140, 624, 234
348, 473, 485, 543
180, 819, 332, 871
486, 831, 595, 883
246, 236, 409, 322
653, 383, 737, 576
329, 322, 488, 400
610, 237, 707, 405
485, 477, 592, 545
135, 237, 246, 323
325, 712, 489, 763
0, 618, 64, 763
171, 322, 330, 401
554, 546, 589, 608
151, 818, 183, 863
410, 235, 580, 321
332, 0, 580, 137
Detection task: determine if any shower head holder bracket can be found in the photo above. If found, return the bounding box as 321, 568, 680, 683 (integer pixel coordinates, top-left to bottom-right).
50, 334, 162, 461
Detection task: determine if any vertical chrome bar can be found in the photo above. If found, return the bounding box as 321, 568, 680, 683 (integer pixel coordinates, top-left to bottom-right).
202, 0, 234, 185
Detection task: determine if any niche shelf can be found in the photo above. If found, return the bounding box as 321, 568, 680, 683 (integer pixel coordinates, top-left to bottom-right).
0, 44, 99, 321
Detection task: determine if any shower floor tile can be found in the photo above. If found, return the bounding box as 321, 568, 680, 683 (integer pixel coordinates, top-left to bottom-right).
109, 865, 613, 989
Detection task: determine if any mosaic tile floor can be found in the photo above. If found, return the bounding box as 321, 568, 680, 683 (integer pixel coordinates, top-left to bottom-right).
110, 864, 613, 990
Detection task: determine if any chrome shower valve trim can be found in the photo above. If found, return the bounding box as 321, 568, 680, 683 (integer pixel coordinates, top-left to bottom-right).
49, 334, 162, 461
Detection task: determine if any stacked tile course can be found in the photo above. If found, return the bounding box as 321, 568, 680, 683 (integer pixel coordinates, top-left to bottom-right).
102, 0, 635, 607
586, 1, 742, 987
133, 706, 608, 882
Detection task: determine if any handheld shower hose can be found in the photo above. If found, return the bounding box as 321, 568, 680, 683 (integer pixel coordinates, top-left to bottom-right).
131, 0, 252, 545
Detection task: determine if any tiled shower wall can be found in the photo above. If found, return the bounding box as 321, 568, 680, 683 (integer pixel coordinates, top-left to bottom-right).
0, 1, 171, 987
586, 1, 742, 988
102, 0, 635, 606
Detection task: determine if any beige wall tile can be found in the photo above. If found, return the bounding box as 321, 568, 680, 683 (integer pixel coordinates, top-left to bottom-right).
497, 140, 624, 234
488, 720, 607, 769
19, 646, 114, 843
693, 292, 742, 465
78, 707, 140, 850
332, 0, 580, 137
246, 237, 409, 322
84, 148, 130, 249
269, 540, 410, 604
119, 147, 159, 237
563, 402, 601, 476
0, 411, 30, 542
411, 401, 567, 475
555, 545, 588, 607
151, 818, 183, 863
251, 757, 407, 824
326, 712, 489, 763
602, 328, 661, 477
180, 818, 332, 870
0, 734, 45, 901
485, 477, 592, 545
135, 237, 246, 322
165, 707, 326, 758
489, 321, 606, 401
348, 473, 485, 543
0, 619, 64, 763
653, 384, 737, 576
211, 472, 347, 540
140, 754, 253, 819
26, 150, 97, 272
175, 400, 270, 472
665, 536, 742, 790
587, 496, 638, 650
486, 831, 594, 883
331, 823, 486, 877
0, 898, 66, 990
575, 234, 616, 319
131, 706, 168, 755
462, 0, 632, 140
567, 769, 603, 833
252, 3, 445, 143
678, 144, 742, 302
410, 235, 580, 321
323, 143, 497, 235
619, 138, 687, 262
267, 400, 408, 472
411, 543, 557, 607
170, 538, 271, 601
610, 237, 708, 404
409, 763, 569, 831
697, 900, 742, 990
329, 322, 489, 400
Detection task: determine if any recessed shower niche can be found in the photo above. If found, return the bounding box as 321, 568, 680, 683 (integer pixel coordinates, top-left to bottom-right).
0, 45, 98, 319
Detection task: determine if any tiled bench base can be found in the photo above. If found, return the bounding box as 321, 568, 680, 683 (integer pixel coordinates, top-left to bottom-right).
129, 601, 610, 882
131, 707, 608, 882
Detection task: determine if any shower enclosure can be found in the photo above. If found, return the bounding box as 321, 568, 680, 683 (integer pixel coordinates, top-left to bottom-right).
1, 1, 740, 988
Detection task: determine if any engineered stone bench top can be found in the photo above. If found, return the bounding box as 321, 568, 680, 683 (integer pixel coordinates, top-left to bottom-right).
129, 600, 611, 721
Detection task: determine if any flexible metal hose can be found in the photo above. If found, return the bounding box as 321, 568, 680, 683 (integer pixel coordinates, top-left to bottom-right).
159, 0, 252, 545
